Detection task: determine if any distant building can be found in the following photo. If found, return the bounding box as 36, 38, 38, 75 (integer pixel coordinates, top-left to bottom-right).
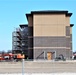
12, 10, 74, 60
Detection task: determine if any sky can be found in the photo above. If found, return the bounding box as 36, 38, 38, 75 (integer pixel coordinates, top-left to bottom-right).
0, 0, 76, 52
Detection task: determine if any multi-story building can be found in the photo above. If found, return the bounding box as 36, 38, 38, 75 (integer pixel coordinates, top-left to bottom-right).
12, 28, 22, 54
12, 25, 28, 58
20, 24, 28, 58
12, 10, 74, 60
26, 10, 74, 60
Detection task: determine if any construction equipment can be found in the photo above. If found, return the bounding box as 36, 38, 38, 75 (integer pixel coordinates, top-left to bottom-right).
0, 53, 14, 61
55, 54, 66, 61
13, 53, 25, 62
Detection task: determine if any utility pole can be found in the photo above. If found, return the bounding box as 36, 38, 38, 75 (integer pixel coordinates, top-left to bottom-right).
22, 59, 24, 75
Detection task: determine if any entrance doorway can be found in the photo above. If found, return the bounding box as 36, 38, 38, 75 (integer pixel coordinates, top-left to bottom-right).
47, 52, 52, 60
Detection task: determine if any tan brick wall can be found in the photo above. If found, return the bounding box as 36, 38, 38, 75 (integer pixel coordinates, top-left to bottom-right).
34, 25, 66, 36
65, 17, 70, 26
33, 14, 65, 25
33, 14, 68, 36
33, 14, 71, 37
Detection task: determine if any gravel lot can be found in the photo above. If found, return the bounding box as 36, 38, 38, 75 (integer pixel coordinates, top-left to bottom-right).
0, 60, 76, 73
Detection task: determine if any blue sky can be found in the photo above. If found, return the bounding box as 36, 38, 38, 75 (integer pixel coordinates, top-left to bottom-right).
0, 0, 76, 52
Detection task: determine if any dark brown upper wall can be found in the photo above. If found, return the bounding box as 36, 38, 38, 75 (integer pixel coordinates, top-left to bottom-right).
26, 14, 33, 26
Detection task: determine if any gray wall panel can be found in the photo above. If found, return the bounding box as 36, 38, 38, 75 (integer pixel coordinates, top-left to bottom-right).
34, 37, 66, 47
66, 38, 70, 47
34, 48, 67, 59
66, 26, 70, 36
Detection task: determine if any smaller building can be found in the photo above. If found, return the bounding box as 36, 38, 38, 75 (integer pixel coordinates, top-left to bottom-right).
12, 25, 28, 58
20, 24, 28, 58
12, 28, 22, 54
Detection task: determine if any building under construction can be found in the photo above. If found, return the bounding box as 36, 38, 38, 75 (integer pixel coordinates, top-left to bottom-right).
12, 10, 74, 60
12, 25, 28, 58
